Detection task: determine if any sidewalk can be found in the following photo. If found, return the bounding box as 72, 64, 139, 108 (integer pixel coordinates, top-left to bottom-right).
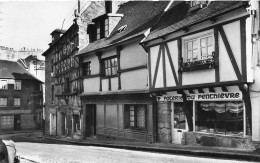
40, 135, 260, 162
0, 129, 42, 135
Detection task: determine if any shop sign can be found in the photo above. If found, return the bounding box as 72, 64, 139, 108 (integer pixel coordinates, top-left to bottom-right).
157, 92, 242, 101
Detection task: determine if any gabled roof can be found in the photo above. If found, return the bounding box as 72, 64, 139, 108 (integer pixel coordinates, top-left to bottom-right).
76, 1, 170, 56
142, 1, 248, 43
0, 60, 43, 83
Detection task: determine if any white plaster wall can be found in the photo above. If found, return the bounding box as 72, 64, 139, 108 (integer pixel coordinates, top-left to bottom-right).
101, 48, 116, 59
251, 92, 260, 141
222, 21, 242, 73
246, 17, 254, 83
120, 42, 147, 69
102, 79, 109, 91
83, 78, 100, 93
150, 45, 160, 84
111, 77, 118, 91
83, 53, 99, 75
219, 32, 238, 82
155, 51, 164, 88
166, 40, 178, 87
182, 69, 215, 85
121, 69, 148, 90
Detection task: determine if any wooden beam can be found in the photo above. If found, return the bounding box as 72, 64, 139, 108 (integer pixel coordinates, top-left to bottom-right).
165, 43, 180, 86
188, 89, 195, 94
152, 45, 162, 88
198, 88, 204, 93
240, 18, 247, 82
209, 87, 215, 93
214, 28, 220, 83
221, 86, 228, 92
219, 26, 242, 80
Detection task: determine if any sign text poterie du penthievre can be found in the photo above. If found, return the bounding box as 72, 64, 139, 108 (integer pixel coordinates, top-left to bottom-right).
157, 92, 242, 101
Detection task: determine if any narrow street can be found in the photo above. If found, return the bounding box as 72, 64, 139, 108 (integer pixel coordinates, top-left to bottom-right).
1, 132, 258, 163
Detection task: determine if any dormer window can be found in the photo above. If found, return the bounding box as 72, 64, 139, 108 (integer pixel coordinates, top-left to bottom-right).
94, 16, 109, 41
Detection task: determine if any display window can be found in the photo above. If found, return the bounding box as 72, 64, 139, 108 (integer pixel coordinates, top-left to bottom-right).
195, 101, 244, 136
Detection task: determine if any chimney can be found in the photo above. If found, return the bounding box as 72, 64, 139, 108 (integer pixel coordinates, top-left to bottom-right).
50, 29, 66, 44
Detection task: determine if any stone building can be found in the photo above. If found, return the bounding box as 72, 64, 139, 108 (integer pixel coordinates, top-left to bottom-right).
42, 1, 108, 138
0, 60, 43, 131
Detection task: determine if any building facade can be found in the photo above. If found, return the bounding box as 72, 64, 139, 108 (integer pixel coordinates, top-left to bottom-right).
43, 1, 107, 138
76, 1, 170, 142
0, 60, 43, 131
142, 1, 260, 148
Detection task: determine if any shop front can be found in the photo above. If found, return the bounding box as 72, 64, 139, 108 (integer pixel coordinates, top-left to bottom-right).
81, 93, 155, 143
157, 88, 254, 149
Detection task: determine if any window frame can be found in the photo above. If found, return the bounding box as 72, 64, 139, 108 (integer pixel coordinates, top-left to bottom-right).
83, 62, 91, 76
14, 80, 21, 90
182, 30, 214, 62
14, 98, 21, 107
0, 98, 7, 107
124, 104, 147, 130
0, 80, 8, 90
194, 100, 245, 137
102, 56, 118, 77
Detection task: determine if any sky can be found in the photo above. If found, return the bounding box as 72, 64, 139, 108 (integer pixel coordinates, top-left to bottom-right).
0, 0, 84, 51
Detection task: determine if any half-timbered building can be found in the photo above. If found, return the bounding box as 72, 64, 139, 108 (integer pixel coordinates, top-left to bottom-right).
142, 1, 260, 148
43, 1, 106, 139
75, 1, 170, 142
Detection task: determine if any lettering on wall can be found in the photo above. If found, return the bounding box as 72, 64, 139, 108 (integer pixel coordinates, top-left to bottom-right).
157, 92, 242, 101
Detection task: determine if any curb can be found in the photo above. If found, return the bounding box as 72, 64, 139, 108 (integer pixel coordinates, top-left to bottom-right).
40, 136, 260, 162
0, 131, 42, 136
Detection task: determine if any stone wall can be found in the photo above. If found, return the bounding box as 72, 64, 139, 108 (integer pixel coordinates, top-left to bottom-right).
21, 114, 35, 129
157, 102, 172, 143
183, 132, 256, 149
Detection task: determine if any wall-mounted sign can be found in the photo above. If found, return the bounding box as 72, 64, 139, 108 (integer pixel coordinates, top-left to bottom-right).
157, 92, 242, 102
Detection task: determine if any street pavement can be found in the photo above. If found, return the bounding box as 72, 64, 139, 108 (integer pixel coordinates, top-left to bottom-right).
1, 132, 259, 163
15, 143, 258, 163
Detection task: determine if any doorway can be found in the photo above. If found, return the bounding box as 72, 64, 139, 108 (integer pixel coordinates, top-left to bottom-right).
14, 115, 21, 130
171, 102, 188, 144
61, 112, 66, 135
85, 104, 96, 137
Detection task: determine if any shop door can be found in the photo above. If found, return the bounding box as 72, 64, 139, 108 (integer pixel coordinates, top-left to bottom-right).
171, 102, 187, 144
85, 104, 96, 137
61, 113, 66, 135
14, 115, 21, 130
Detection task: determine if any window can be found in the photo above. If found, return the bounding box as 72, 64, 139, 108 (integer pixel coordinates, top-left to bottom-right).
183, 30, 214, 62
83, 62, 91, 76
0, 115, 13, 129
96, 22, 100, 40
0, 80, 8, 90
14, 80, 21, 90
195, 101, 244, 136
105, 18, 109, 37
14, 98, 20, 107
103, 57, 118, 76
125, 104, 146, 129
0, 98, 7, 107
51, 85, 54, 104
